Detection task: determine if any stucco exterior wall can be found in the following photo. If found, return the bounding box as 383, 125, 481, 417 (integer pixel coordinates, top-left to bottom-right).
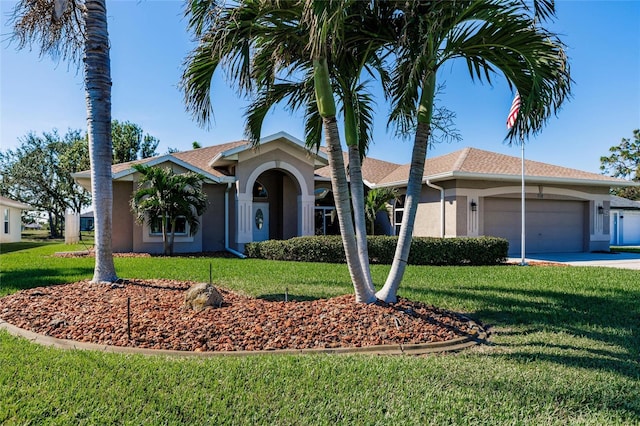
455, 196, 468, 236
236, 143, 315, 196
282, 175, 298, 239
0, 205, 25, 243
123, 169, 205, 254
412, 186, 444, 237
234, 140, 316, 243
202, 184, 227, 252
393, 179, 614, 253
112, 181, 134, 252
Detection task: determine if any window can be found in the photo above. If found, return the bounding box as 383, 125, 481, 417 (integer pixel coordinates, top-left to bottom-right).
314, 207, 339, 235
314, 188, 338, 235
253, 181, 268, 198
3, 209, 8, 234
149, 216, 188, 235
394, 195, 406, 235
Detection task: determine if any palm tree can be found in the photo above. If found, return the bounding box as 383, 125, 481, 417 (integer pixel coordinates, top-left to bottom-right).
9, 0, 117, 283
181, 0, 393, 302
375, 0, 571, 302
131, 164, 207, 256
365, 187, 398, 235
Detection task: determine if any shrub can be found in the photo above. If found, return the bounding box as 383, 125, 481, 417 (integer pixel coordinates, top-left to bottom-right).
245, 236, 508, 266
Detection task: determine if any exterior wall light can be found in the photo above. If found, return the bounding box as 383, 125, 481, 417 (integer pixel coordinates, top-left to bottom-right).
597, 205, 604, 215
470, 200, 477, 212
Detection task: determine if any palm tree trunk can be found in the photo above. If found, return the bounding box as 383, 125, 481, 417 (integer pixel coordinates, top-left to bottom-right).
314, 58, 375, 303
376, 122, 430, 302
323, 119, 376, 303
347, 145, 375, 295
376, 73, 436, 303
85, 0, 116, 283
169, 219, 176, 256
162, 215, 170, 256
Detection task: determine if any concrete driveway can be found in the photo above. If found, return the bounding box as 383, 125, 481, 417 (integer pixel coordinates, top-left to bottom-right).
510, 250, 640, 270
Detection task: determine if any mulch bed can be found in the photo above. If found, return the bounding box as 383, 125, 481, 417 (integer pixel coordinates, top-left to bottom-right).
0, 279, 482, 352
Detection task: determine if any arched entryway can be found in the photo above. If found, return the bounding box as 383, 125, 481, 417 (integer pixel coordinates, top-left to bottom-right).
236, 160, 315, 244
250, 170, 299, 241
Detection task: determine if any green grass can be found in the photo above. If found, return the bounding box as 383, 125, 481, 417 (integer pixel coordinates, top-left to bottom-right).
1, 242, 639, 425
611, 246, 640, 253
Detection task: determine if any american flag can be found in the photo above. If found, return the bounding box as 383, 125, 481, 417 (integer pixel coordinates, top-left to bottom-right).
506, 93, 521, 129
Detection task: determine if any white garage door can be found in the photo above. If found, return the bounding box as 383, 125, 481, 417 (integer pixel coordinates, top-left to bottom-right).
484, 198, 586, 255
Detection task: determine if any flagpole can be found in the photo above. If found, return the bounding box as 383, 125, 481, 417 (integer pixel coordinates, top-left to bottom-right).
506, 92, 525, 265
520, 140, 527, 266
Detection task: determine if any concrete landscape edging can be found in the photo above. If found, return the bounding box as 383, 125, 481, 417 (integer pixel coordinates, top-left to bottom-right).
0, 318, 487, 357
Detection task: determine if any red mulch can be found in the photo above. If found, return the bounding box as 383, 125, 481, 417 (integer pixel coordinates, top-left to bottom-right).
0, 279, 482, 352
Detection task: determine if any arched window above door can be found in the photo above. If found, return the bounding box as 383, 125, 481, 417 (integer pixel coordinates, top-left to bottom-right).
253, 181, 268, 198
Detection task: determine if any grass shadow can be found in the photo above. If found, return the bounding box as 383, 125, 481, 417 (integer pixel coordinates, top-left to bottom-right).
406, 282, 640, 379
0, 241, 57, 254
0, 266, 94, 295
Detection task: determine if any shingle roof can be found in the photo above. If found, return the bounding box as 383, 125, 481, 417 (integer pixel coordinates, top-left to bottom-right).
376, 147, 630, 187
110, 140, 248, 177
95, 141, 631, 189
314, 150, 402, 185
610, 195, 640, 209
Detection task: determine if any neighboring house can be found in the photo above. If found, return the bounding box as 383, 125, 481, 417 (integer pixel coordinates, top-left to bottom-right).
609, 195, 640, 246
80, 211, 95, 232
73, 132, 634, 256
0, 196, 32, 243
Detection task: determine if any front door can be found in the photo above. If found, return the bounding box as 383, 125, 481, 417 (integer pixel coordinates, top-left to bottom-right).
253, 202, 269, 242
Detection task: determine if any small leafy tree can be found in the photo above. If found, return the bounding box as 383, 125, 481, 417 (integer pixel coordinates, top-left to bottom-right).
0, 129, 91, 237
600, 129, 640, 200
131, 164, 207, 255
365, 188, 398, 235
111, 120, 159, 164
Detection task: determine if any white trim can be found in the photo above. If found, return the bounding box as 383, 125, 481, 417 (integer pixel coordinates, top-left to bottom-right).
373, 171, 633, 189
447, 171, 631, 188
236, 160, 314, 243
142, 216, 194, 244
243, 160, 310, 196
0, 197, 31, 210
453, 185, 599, 201
73, 156, 233, 184
210, 132, 328, 169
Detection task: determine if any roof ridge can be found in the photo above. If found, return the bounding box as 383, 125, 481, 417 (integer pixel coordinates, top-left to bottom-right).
451, 147, 472, 171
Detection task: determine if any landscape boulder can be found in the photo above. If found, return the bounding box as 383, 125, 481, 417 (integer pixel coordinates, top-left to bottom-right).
183, 283, 224, 311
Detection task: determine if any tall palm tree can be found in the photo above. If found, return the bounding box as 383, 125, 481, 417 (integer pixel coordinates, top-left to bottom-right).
9, 0, 117, 283
181, 0, 393, 302
375, 0, 571, 302
131, 164, 207, 256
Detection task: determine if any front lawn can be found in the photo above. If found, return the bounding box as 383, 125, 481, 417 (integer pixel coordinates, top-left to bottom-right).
1, 243, 639, 424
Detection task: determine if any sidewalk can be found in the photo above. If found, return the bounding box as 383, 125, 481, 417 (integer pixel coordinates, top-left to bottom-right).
508, 250, 640, 270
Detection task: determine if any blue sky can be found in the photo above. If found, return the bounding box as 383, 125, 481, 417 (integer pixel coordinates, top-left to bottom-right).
1, 0, 639, 174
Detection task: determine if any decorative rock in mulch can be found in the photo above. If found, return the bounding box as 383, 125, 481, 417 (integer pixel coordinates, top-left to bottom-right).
0, 279, 483, 353
183, 282, 224, 311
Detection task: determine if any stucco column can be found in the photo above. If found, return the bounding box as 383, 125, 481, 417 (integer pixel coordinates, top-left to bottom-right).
236, 192, 253, 243
299, 194, 315, 236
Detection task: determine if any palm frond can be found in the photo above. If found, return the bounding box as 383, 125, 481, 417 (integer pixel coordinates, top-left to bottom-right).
9, 0, 85, 64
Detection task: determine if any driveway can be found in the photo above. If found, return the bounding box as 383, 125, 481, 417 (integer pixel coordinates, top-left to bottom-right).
510, 250, 640, 270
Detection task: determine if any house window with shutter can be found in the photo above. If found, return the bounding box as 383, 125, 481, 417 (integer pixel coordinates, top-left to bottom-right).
3, 209, 9, 234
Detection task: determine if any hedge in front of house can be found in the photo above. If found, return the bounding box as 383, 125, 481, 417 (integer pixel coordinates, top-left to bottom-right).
245, 236, 508, 265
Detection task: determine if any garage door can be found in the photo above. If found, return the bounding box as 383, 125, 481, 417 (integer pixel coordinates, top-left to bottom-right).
484, 198, 586, 255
